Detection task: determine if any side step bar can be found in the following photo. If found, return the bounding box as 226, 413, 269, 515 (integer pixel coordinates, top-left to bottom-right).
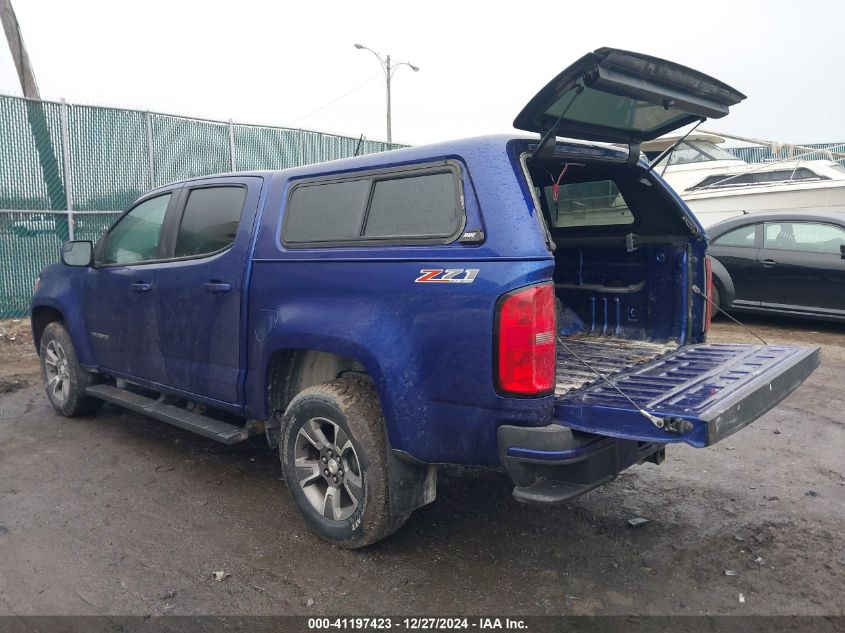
85, 384, 256, 445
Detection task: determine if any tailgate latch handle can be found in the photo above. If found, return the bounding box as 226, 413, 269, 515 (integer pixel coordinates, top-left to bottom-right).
661, 417, 695, 434
641, 413, 693, 434
636, 411, 692, 434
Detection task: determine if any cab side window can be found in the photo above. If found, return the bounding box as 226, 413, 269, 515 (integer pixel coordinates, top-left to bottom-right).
282, 164, 464, 246
102, 194, 171, 264
174, 186, 247, 258
363, 172, 460, 238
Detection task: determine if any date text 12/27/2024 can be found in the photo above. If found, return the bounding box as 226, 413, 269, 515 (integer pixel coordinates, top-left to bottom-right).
308, 618, 527, 630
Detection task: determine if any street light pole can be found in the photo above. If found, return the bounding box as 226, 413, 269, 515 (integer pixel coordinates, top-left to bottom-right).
385, 54, 391, 143
354, 44, 418, 143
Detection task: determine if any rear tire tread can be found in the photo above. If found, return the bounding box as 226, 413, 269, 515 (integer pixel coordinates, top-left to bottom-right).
280, 376, 409, 548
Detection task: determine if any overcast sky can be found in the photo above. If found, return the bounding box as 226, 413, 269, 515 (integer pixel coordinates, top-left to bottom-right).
2, 0, 843, 146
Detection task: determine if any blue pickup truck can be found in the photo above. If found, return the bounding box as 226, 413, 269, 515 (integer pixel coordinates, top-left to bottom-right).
32, 49, 820, 547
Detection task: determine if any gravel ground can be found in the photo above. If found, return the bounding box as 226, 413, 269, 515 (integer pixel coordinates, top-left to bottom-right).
0, 316, 843, 616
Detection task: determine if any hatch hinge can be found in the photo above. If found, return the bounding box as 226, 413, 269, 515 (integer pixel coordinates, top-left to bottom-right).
532, 127, 559, 162
626, 142, 641, 165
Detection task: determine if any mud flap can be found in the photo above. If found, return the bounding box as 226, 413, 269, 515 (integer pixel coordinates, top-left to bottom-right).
389, 450, 437, 514
555, 344, 820, 447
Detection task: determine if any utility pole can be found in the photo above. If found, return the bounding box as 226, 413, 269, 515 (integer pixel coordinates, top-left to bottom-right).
1, 0, 70, 239
1, 0, 40, 98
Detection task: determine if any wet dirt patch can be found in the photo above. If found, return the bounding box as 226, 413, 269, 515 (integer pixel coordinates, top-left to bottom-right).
0, 378, 28, 393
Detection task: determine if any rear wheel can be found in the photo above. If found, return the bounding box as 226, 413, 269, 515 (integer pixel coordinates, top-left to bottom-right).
279, 376, 409, 548
39, 322, 100, 416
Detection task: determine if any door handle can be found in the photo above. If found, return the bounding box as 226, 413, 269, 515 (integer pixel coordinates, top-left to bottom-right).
204, 281, 232, 293
130, 282, 152, 292
760, 259, 777, 268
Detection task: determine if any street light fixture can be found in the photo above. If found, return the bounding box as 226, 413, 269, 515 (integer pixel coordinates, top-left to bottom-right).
354, 43, 419, 143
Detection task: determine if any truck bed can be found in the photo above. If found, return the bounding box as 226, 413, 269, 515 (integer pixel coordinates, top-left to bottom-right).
555, 336, 677, 397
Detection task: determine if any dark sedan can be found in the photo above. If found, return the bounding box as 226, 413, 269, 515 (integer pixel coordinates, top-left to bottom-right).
707, 210, 845, 322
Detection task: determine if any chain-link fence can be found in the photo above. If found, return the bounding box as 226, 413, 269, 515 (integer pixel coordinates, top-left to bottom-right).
0, 94, 403, 318
0, 210, 118, 317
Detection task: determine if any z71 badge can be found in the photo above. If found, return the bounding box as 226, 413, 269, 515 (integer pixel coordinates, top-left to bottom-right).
415, 269, 479, 284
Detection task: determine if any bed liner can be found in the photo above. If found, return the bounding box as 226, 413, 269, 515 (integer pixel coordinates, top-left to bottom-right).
555, 336, 677, 397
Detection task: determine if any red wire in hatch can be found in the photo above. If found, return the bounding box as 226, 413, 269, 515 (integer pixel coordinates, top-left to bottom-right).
546, 164, 569, 201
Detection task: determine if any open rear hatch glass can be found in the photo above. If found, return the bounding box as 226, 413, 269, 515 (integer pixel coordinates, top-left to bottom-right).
555, 343, 819, 447
514, 47, 746, 146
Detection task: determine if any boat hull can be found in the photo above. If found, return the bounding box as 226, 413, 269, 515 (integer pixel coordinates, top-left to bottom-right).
683, 182, 845, 227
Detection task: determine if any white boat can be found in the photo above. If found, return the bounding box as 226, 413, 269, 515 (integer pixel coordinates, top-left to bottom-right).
642, 133, 845, 227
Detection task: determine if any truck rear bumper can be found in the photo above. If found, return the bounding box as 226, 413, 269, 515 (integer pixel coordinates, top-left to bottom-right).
497, 424, 664, 504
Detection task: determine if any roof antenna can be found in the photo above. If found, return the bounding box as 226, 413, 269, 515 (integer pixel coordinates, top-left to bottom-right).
645, 118, 705, 175
354, 134, 365, 156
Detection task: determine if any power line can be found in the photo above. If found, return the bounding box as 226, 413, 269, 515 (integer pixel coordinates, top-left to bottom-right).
289, 74, 380, 125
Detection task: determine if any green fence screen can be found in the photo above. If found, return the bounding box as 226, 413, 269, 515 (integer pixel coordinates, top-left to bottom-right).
0, 94, 403, 318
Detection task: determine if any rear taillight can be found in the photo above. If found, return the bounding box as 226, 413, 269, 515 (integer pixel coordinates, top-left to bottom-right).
495, 283, 556, 396
704, 256, 714, 334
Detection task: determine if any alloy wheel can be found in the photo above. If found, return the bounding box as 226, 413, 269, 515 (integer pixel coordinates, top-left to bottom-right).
294, 417, 363, 521
43, 339, 70, 403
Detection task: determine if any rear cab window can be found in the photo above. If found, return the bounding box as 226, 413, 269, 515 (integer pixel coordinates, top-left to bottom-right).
282, 162, 465, 247
175, 186, 247, 258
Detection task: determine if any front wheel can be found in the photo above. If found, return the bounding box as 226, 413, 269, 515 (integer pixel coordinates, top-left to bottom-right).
279, 377, 409, 548
39, 322, 100, 416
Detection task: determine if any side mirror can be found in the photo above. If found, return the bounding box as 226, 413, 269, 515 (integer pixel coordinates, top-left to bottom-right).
61, 240, 94, 267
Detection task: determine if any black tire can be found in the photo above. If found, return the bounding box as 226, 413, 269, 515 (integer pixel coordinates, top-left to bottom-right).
279, 376, 409, 548
39, 322, 100, 416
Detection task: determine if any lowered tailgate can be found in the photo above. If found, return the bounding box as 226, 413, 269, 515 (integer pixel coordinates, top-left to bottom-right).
555, 343, 820, 447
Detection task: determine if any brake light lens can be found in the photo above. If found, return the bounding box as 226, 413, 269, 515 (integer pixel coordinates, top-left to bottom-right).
704, 256, 714, 334
496, 283, 556, 396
